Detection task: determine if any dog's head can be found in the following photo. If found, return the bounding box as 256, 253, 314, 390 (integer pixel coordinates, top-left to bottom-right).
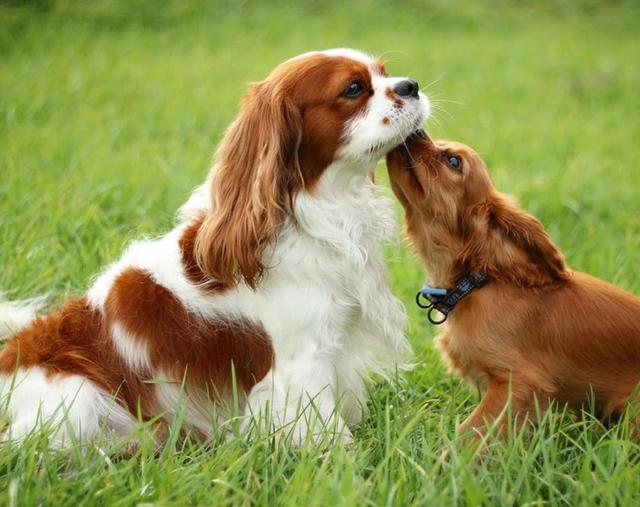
386, 134, 492, 228
387, 134, 567, 287
195, 48, 429, 288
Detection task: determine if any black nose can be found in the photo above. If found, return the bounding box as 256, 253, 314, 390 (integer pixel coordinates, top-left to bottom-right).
393, 79, 419, 99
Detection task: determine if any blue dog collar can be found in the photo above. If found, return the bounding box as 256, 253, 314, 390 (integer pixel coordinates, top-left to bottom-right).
416, 272, 489, 325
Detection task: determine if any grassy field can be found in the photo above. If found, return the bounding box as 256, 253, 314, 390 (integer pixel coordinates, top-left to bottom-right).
2, 0, 640, 505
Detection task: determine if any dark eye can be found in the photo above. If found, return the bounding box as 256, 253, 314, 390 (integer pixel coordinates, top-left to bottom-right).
343, 80, 365, 98
445, 154, 462, 170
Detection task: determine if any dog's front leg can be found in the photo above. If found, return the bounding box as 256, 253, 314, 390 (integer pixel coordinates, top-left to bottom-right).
241, 358, 352, 446
459, 381, 534, 439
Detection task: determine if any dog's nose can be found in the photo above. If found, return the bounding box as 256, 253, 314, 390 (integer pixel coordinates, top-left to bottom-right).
393, 79, 419, 99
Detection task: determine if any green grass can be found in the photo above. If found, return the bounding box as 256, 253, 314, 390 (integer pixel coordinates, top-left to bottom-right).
2, 0, 640, 505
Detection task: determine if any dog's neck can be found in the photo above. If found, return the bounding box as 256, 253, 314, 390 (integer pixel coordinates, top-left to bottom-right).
406, 218, 466, 289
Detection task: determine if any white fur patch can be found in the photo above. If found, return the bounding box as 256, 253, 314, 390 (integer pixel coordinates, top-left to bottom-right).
0, 367, 135, 447
0, 293, 41, 340
110, 322, 151, 372
153, 371, 220, 437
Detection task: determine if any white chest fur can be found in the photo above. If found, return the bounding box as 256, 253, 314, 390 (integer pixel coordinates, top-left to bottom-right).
237, 168, 408, 434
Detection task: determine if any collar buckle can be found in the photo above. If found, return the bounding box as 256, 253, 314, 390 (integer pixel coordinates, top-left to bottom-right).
415, 271, 489, 326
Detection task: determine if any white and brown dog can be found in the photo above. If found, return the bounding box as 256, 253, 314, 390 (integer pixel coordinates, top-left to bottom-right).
0, 49, 429, 447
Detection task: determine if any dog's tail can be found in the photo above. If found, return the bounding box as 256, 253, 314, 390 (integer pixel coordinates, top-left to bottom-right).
0, 292, 41, 340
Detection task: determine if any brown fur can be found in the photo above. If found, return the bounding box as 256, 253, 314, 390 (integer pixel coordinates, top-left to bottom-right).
194, 54, 373, 289
0, 298, 155, 417
104, 268, 273, 396
179, 215, 225, 292
0, 271, 273, 426
387, 135, 640, 438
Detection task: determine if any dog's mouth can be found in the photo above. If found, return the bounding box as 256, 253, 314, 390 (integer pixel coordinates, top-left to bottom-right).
387, 129, 431, 194
398, 127, 428, 157
391, 128, 432, 159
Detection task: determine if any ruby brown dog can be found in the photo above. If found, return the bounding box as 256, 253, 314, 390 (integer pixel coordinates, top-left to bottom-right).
0, 49, 429, 447
387, 132, 640, 438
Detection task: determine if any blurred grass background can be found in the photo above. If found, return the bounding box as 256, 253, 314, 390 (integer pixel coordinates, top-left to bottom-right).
1, 1, 640, 505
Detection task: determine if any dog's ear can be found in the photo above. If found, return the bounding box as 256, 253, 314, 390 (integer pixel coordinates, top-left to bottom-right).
194, 81, 303, 289
461, 192, 568, 286
489, 193, 567, 281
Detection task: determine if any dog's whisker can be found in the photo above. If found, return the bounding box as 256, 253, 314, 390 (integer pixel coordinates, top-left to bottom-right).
419, 75, 445, 91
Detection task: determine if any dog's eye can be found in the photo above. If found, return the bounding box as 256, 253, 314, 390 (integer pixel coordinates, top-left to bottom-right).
446, 155, 462, 171
343, 80, 365, 99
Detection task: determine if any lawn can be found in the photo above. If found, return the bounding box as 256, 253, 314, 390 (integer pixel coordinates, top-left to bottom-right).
1, 0, 640, 505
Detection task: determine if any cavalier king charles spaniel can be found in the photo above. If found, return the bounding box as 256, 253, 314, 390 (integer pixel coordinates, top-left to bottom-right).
387, 132, 640, 440
0, 49, 429, 447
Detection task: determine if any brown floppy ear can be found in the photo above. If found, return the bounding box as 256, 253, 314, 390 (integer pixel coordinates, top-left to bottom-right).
461, 192, 568, 286
194, 82, 303, 289
490, 193, 568, 281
